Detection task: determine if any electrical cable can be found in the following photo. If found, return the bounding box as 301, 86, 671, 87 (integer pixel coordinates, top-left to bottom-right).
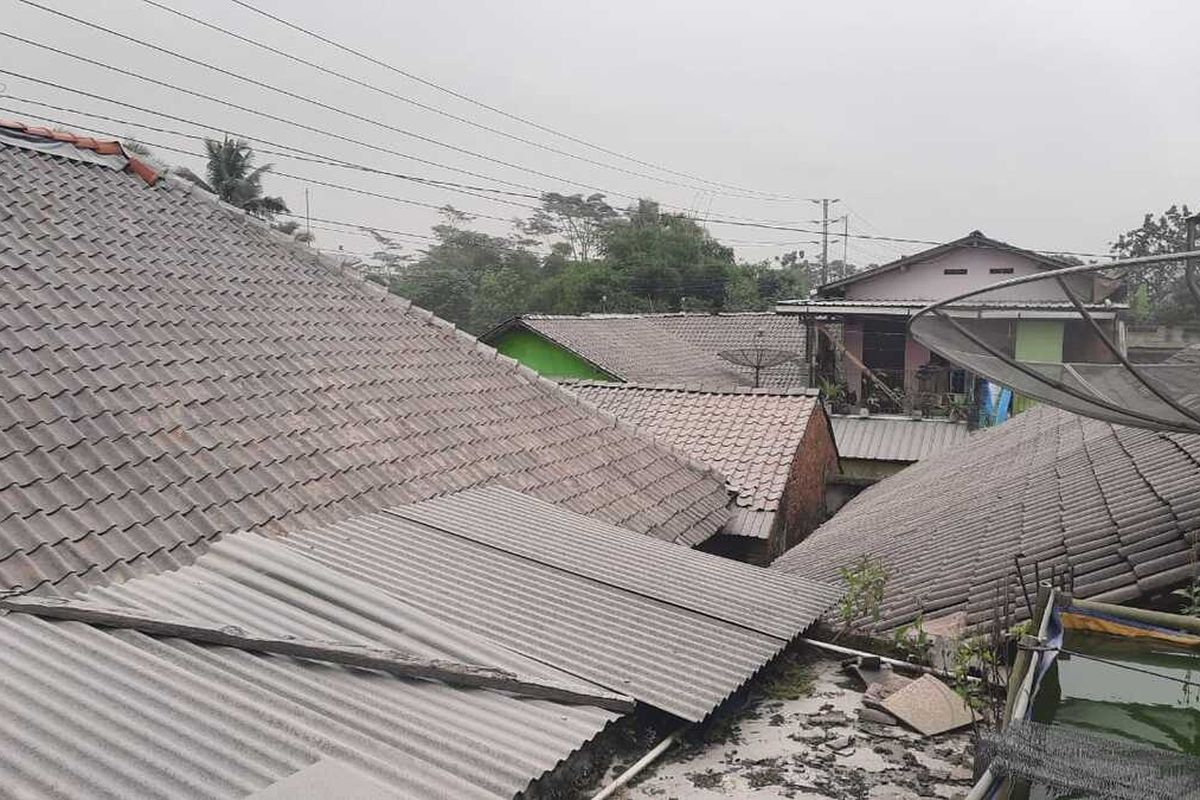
0, 102, 528, 220
226, 0, 811, 201
133, 0, 802, 203
1022, 644, 1200, 690
0, 71, 1112, 257
13, 3, 680, 204
0, 98, 542, 211
0, 41, 554, 197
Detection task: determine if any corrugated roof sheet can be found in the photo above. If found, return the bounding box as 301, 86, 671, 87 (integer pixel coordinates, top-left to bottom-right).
289, 487, 841, 721
0, 132, 731, 595
773, 405, 1200, 631
829, 414, 971, 462
502, 312, 806, 388
0, 533, 616, 799
567, 383, 823, 537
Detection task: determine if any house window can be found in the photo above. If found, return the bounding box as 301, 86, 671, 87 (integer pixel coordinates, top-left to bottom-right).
990, 267, 1015, 274
943, 268, 968, 275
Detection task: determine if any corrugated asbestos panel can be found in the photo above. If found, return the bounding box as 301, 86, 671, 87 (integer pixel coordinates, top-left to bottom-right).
724, 506, 777, 540
289, 498, 838, 721
390, 487, 838, 636
0, 534, 615, 800
830, 415, 971, 462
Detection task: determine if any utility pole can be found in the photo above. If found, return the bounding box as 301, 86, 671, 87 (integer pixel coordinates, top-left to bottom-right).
841, 214, 849, 279
811, 198, 841, 285
304, 187, 311, 240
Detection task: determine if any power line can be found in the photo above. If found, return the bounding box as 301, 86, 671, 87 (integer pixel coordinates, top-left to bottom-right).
0, 95, 544, 209
14, 2, 706, 207
131, 0, 803, 204
0, 43, 820, 228
0, 95, 542, 208
0, 36, 555, 197
0, 102, 530, 223
225, 0, 810, 202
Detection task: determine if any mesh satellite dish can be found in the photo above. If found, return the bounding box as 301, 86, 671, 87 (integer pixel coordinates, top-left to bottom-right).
908, 249, 1200, 434
718, 329, 799, 388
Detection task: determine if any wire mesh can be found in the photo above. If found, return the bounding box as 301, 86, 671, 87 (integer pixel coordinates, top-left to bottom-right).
982, 720, 1200, 800
908, 251, 1200, 434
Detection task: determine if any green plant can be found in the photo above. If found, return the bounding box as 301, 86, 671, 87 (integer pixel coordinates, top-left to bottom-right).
760, 651, 816, 700
834, 555, 887, 640
818, 379, 846, 408
949, 634, 1007, 730
1172, 538, 1200, 616
892, 612, 932, 664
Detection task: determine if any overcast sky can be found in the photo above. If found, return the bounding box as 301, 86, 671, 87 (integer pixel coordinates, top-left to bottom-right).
4, 0, 1197, 266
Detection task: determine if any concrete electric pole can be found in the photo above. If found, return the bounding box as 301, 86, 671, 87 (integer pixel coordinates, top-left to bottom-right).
811, 198, 841, 285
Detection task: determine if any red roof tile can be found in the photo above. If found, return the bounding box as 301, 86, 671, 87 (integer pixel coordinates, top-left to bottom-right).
0, 119, 156, 182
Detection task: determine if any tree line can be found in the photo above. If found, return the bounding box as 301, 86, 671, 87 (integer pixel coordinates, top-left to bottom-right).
365, 195, 827, 333
141, 137, 1197, 332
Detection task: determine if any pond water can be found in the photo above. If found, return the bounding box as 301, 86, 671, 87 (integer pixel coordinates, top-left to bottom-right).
1018, 630, 1200, 799
1041, 631, 1200, 756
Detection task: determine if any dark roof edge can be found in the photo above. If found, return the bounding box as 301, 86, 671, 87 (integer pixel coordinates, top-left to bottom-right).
516, 312, 784, 320
563, 380, 820, 398
815, 230, 1072, 295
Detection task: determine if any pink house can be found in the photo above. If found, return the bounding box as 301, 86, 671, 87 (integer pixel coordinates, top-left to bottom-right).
776, 231, 1125, 420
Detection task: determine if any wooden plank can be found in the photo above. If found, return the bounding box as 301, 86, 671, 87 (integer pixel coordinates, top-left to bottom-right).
815, 323, 906, 407
0, 596, 635, 712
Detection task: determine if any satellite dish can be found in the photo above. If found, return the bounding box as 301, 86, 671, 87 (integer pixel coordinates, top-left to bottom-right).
717, 329, 798, 388
909, 249, 1200, 433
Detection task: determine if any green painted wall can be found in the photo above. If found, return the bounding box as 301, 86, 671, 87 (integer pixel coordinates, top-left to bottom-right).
1015, 320, 1065, 363
1013, 320, 1065, 413
491, 329, 615, 380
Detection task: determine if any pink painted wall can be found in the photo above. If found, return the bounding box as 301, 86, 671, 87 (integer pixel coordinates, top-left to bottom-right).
904, 338, 932, 397
844, 248, 1087, 302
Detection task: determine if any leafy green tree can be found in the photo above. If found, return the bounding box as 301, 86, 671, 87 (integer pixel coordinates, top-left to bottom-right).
518, 192, 617, 262
1129, 283, 1153, 324
1111, 205, 1198, 323
202, 137, 289, 219
604, 200, 735, 311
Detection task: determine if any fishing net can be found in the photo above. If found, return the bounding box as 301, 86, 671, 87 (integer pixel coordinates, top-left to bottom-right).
981, 720, 1200, 800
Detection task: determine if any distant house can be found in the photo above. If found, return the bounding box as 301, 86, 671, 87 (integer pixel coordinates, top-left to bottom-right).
569, 382, 838, 562
482, 312, 808, 388
776, 231, 1126, 422
0, 121, 841, 797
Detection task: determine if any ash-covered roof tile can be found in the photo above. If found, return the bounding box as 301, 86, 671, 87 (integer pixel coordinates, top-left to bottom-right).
773, 404, 1200, 630
503, 312, 807, 388
567, 382, 823, 537
0, 131, 730, 592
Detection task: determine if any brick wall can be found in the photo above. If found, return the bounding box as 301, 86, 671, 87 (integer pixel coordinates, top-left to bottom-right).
774, 405, 839, 557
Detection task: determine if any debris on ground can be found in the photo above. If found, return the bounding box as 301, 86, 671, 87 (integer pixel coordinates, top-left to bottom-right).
880, 675, 976, 737
602, 652, 976, 799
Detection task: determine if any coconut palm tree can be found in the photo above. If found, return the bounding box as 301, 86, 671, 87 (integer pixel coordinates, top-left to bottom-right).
201, 137, 289, 219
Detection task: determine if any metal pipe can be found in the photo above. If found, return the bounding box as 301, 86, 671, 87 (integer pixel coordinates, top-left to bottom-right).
799, 637, 981, 683
590, 725, 688, 800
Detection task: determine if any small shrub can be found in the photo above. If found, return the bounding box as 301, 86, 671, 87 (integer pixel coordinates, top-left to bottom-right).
835, 555, 888, 640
